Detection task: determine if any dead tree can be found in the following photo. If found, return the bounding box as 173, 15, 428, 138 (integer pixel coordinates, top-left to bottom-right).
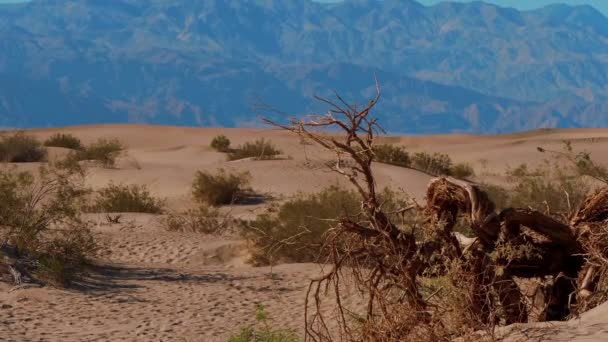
265, 82, 608, 340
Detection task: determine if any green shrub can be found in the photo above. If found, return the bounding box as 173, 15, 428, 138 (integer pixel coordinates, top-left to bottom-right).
229, 138, 281, 161
451, 162, 475, 179
44, 133, 83, 150
229, 304, 299, 342
75, 138, 124, 168
91, 183, 165, 214
0, 131, 47, 162
240, 186, 360, 265
241, 186, 411, 265
479, 183, 510, 210
0, 161, 96, 285
210, 135, 231, 152
373, 144, 410, 167
411, 152, 453, 176
506, 162, 589, 215
162, 205, 231, 234
192, 169, 251, 206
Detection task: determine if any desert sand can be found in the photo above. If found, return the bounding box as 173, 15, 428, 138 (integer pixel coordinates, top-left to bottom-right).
2, 124, 608, 341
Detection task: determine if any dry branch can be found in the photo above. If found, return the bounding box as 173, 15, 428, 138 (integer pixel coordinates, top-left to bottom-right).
264, 82, 608, 340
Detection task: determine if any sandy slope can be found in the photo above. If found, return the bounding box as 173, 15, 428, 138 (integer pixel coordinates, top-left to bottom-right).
2, 125, 608, 341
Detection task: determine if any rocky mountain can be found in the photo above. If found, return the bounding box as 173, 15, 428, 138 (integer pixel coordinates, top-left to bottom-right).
1, 0, 607, 133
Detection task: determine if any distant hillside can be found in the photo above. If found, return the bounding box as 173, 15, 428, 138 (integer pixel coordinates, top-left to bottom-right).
1, 0, 607, 133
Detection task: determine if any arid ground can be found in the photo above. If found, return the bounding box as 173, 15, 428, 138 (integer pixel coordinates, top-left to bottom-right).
2, 125, 608, 341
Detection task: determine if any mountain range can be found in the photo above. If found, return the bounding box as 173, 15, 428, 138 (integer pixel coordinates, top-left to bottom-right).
1, 0, 608, 133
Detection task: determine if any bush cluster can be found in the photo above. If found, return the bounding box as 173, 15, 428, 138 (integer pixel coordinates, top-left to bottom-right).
411, 151, 453, 176
241, 185, 359, 265
373, 144, 410, 167
0, 162, 97, 285
228, 138, 281, 161
44, 133, 84, 150
162, 205, 230, 234
0, 131, 47, 162
372, 144, 474, 178
192, 169, 251, 206
73, 138, 124, 168
210, 135, 231, 152
90, 183, 165, 214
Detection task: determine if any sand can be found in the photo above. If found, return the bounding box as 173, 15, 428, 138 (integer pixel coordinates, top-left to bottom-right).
2, 124, 608, 341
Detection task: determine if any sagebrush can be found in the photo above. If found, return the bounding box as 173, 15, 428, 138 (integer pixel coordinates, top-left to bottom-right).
44, 133, 83, 150
229, 138, 281, 161
91, 183, 165, 214
192, 169, 251, 206
0, 131, 47, 163
0, 161, 97, 285
74, 138, 124, 168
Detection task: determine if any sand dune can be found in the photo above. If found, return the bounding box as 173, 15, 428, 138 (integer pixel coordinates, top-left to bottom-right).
2, 125, 608, 341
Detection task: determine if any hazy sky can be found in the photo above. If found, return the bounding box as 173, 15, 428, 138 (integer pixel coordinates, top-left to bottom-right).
0, 0, 606, 16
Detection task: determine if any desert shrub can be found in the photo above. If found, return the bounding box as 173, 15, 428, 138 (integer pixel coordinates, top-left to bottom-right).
228, 138, 281, 161
241, 186, 409, 265
0, 162, 97, 285
241, 185, 359, 265
479, 183, 510, 210
192, 169, 251, 206
411, 152, 452, 176
91, 183, 165, 214
162, 204, 232, 234
506, 162, 589, 215
210, 135, 231, 152
0, 131, 47, 162
44, 133, 83, 150
451, 162, 475, 179
75, 138, 124, 168
228, 304, 299, 342
373, 143, 410, 167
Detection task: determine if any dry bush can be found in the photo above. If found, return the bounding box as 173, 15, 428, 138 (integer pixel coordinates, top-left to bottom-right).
373, 144, 410, 167
211, 135, 232, 152
90, 183, 165, 214
44, 133, 83, 150
192, 169, 252, 206
506, 161, 590, 216
162, 204, 232, 234
74, 138, 124, 168
228, 138, 282, 161
411, 151, 453, 175
0, 161, 97, 286
0, 131, 47, 163
451, 162, 475, 179
240, 185, 360, 265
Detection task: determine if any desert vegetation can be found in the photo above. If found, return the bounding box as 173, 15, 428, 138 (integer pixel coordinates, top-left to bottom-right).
257, 84, 608, 341
90, 183, 165, 214
373, 143, 474, 178
210, 134, 232, 152
0, 161, 97, 286
162, 204, 232, 234
73, 138, 125, 168
44, 133, 84, 150
228, 138, 282, 161
192, 169, 252, 206
0, 131, 47, 162
229, 305, 298, 342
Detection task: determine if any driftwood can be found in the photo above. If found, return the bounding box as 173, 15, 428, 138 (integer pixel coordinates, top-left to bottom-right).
425, 176, 608, 322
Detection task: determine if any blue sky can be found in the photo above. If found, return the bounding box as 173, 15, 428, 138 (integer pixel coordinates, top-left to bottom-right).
0, 0, 606, 16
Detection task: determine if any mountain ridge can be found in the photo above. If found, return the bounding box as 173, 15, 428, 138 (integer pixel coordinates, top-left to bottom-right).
1, 0, 607, 133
